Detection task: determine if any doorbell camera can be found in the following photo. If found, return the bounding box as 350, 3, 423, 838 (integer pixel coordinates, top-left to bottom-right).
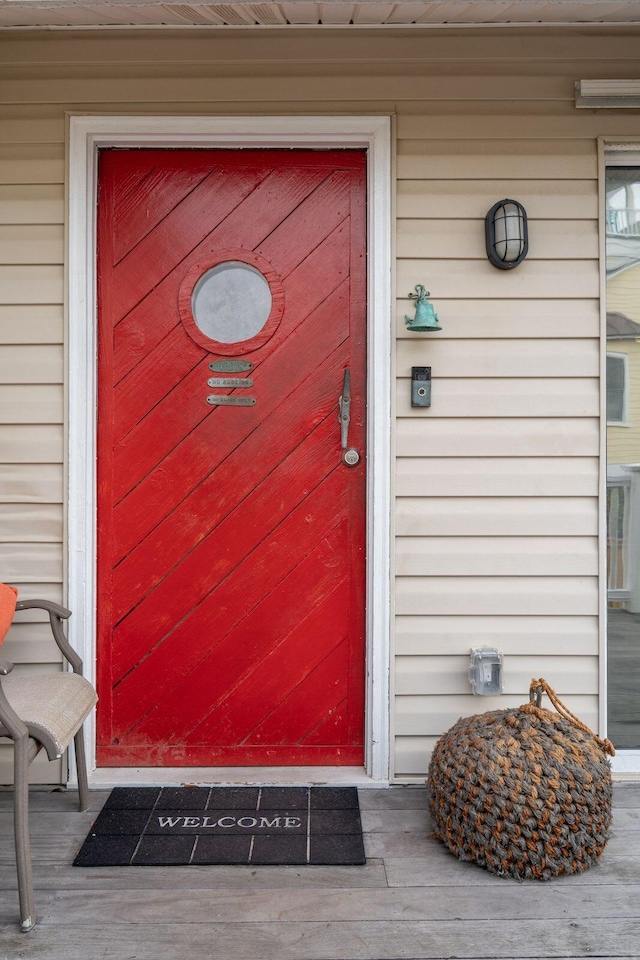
411, 366, 431, 407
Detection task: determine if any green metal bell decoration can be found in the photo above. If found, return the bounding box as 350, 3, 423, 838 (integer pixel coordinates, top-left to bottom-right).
404, 284, 441, 332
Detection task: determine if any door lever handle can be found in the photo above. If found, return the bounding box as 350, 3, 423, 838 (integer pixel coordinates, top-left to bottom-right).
338, 368, 351, 450
338, 368, 360, 466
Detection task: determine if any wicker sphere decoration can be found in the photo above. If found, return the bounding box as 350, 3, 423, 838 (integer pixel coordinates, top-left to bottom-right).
427, 680, 615, 881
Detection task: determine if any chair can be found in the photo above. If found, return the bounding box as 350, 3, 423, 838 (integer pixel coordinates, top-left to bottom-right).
0, 597, 97, 932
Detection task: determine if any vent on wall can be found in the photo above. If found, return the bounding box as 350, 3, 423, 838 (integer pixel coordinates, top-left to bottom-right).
575, 80, 640, 108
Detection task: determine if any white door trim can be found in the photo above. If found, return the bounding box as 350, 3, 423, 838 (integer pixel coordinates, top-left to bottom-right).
67, 114, 392, 786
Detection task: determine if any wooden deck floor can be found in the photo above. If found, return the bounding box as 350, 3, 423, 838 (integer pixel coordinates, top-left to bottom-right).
1, 783, 639, 959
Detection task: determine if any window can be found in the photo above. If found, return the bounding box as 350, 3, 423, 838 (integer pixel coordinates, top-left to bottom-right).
607, 352, 628, 424
191, 261, 272, 344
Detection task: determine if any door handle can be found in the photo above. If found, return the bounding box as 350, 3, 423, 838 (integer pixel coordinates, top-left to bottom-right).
338, 369, 360, 466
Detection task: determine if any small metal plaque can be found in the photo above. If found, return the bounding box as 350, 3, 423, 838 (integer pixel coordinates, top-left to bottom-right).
207, 395, 256, 407
209, 360, 253, 373
207, 377, 254, 388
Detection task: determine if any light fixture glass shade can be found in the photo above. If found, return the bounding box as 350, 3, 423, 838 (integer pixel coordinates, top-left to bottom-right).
485, 199, 528, 269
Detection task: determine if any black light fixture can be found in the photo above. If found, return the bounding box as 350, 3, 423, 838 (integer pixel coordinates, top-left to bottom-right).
485, 199, 528, 269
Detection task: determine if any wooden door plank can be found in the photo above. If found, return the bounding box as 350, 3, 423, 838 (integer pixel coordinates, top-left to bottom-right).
112, 338, 349, 623
303, 699, 350, 746
112, 218, 349, 512
109, 415, 342, 712
110, 165, 269, 321
244, 639, 351, 747
112, 326, 204, 455
112, 179, 353, 443
110, 156, 346, 325
110, 155, 214, 264
127, 521, 352, 745
256, 170, 352, 275
111, 169, 353, 385
112, 250, 350, 560
190, 585, 350, 746
114, 288, 185, 385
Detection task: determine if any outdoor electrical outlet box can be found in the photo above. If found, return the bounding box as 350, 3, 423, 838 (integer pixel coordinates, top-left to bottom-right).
411, 366, 431, 407
469, 647, 504, 696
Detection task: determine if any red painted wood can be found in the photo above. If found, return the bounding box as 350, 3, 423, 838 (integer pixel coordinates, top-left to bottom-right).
125, 525, 349, 746
113, 258, 350, 559
244, 639, 350, 746
112, 225, 350, 510
111, 163, 269, 322
97, 148, 367, 767
96, 744, 365, 766
112, 416, 341, 695
112, 341, 348, 624
112, 156, 214, 265
200, 602, 350, 747
113, 171, 351, 384
303, 700, 350, 746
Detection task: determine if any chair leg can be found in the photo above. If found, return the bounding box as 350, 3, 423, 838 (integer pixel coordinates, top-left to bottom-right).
73, 726, 90, 812
13, 736, 36, 932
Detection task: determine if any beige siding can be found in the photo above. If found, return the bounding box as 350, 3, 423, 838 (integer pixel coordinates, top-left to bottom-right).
0, 52, 67, 784
1, 26, 639, 784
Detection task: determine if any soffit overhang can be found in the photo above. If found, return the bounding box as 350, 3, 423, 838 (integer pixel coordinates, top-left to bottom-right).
2, 0, 640, 29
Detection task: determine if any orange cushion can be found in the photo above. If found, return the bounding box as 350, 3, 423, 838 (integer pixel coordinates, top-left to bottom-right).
0, 583, 18, 646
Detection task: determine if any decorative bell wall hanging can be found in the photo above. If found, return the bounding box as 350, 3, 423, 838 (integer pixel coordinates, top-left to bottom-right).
404, 284, 441, 332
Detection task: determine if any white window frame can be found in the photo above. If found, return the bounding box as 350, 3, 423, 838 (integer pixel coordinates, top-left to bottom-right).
600, 139, 640, 775
68, 115, 392, 787
606, 351, 629, 426
606, 472, 631, 600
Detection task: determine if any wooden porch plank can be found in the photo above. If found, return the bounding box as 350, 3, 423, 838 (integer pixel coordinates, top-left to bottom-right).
3, 883, 640, 925
1, 918, 639, 959
357, 787, 426, 810
612, 784, 640, 807
366, 828, 638, 860
0, 861, 389, 891
0, 789, 110, 812
385, 851, 640, 887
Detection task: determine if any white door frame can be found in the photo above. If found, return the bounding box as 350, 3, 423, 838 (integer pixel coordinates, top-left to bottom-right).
67, 115, 392, 786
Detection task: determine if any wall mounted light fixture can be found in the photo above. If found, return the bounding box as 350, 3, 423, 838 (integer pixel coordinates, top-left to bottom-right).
485, 199, 528, 270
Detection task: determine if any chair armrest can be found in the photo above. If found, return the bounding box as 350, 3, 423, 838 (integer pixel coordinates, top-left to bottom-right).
15, 599, 71, 619
0, 658, 14, 676
14, 600, 82, 676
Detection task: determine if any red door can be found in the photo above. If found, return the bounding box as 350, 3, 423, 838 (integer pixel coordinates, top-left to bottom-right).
96, 149, 367, 767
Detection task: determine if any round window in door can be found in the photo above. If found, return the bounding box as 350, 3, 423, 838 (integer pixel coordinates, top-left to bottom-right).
178, 249, 285, 355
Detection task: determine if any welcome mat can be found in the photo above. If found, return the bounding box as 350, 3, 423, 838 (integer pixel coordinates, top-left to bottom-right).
74, 786, 366, 867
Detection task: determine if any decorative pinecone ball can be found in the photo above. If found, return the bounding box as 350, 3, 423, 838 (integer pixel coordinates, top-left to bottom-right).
427, 691, 615, 881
